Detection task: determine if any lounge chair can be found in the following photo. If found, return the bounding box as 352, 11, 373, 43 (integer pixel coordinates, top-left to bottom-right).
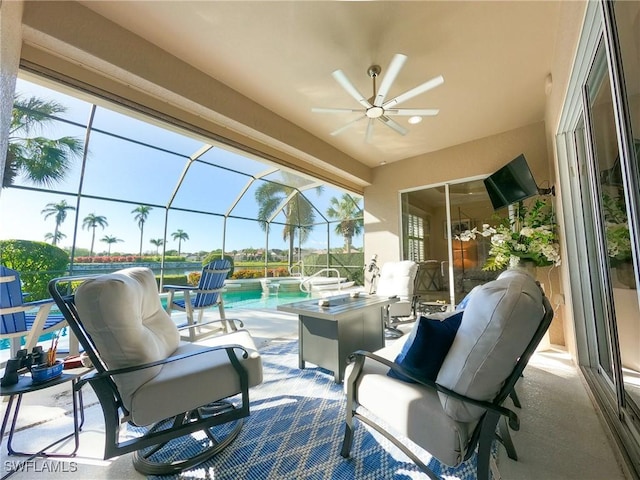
49, 267, 263, 475
164, 259, 243, 342
341, 269, 554, 480
1, 265, 67, 358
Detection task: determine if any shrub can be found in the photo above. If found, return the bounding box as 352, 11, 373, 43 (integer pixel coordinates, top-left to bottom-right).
201, 253, 234, 278
0, 240, 69, 300
187, 271, 201, 285
157, 274, 189, 288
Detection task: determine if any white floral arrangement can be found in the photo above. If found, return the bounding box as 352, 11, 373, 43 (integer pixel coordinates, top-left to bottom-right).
456, 199, 561, 271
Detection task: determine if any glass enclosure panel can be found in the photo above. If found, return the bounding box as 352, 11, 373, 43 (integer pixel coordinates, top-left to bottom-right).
586, 39, 640, 413
10, 117, 86, 192
4, 70, 365, 316
173, 161, 252, 214
613, 0, 640, 413
82, 130, 186, 204
198, 147, 273, 177
92, 107, 203, 155
166, 210, 224, 256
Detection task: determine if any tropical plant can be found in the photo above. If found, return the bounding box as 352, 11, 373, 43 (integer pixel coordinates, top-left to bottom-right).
326, 193, 363, 253
255, 173, 322, 265
100, 235, 123, 256
5, 94, 83, 188
171, 229, 189, 256
41, 199, 76, 245
82, 213, 108, 256
150, 238, 164, 255
131, 205, 153, 257
45, 230, 68, 246
457, 199, 561, 271
0, 240, 69, 300
602, 192, 632, 266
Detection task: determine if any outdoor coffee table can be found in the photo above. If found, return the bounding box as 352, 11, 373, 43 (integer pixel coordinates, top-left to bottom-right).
278, 293, 398, 383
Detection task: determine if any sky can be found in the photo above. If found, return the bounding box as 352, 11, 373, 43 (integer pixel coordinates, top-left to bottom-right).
1, 78, 363, 256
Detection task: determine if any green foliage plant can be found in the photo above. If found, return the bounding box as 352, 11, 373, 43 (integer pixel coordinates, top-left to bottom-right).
0, 240, 69, 300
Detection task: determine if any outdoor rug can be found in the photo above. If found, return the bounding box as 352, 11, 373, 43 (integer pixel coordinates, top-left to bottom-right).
147, 339, 495, 480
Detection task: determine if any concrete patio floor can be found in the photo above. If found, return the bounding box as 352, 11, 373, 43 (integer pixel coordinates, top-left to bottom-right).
0, 307, 632, 479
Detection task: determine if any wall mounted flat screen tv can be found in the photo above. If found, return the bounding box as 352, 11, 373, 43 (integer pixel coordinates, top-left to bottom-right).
483, 154, 539, 210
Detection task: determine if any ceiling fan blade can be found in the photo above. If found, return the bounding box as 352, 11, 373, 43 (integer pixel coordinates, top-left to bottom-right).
379, 115, 408, 136
382, 75, 444, 109
373, 53, 407, 107
365, 118, 375, 143
312, 107, 362, 114
332, 69, 372, 109
330, 115, 366, 136
384, 108, 440, 116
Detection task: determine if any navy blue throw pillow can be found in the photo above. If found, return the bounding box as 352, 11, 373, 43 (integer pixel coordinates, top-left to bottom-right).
388, 311, 463, 383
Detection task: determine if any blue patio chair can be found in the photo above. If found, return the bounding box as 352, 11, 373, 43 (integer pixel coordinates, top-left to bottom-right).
164, 259, 243, 342
0, 265, 68, 358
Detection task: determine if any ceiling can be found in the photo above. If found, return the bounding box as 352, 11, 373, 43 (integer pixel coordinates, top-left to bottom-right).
78, 1, 561, 169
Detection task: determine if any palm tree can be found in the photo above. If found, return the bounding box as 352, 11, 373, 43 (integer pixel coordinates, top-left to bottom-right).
150, 238, 164, 255
171, 229, 189, 256
326, 194, 364, 253
82, 213, 108, 257
41, 200, 76, 246
5, 94, 83, 188
255, 173, 321, 265
45, 231, 66, 245
131, 205, 153, 257
100, 235, 123, 256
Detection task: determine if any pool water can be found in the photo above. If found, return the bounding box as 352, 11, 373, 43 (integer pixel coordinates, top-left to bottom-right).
2, 289, 313, 352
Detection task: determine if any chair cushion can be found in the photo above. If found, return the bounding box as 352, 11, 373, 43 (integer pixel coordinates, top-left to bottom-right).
345, 339, 472, 466
388, 311, 463, 383
129, 330, 263, 425
436, 269, 544, 422
75, 268, 180, 409
376, 261, 418, 298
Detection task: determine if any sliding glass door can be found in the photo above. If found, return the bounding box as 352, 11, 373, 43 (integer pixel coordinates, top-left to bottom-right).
401, 179, 501, 309
558, 2, 640, 472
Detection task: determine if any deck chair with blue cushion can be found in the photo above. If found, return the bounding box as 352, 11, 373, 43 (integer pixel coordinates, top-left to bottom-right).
164, 259, 243, 342
1, 265, 68, 358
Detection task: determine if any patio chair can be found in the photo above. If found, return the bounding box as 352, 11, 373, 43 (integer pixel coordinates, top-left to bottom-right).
49, 267, 263, 475
1, 265, 67, 358
374, 260, 419, 338
341, 269, 554, 480
164, 259, 243, 342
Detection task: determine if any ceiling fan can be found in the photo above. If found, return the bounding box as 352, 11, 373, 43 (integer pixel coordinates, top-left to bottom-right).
312, 53, 444, 142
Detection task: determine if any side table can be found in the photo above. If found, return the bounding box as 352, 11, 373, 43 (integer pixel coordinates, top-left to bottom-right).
1, 370, 85, 459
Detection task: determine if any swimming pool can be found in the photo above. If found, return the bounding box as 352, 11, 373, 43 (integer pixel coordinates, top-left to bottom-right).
1, 289, 313, 353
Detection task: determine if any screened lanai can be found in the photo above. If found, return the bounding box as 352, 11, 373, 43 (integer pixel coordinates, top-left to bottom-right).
1, 75, 365, 291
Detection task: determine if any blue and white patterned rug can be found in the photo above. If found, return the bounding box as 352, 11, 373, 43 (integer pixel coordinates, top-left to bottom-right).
148, 339, 493, 480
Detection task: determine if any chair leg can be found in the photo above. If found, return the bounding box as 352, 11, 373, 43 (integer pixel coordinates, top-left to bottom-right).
498, 416, 518, 460
477, 412, 499, 480
509, 389, 522, 408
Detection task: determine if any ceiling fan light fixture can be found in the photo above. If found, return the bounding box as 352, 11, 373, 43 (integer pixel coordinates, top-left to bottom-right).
314, 54, 443, 141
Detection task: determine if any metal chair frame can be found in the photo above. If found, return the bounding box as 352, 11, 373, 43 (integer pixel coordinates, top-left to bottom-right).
341, 291, 554, 480
49, 274, 253, 475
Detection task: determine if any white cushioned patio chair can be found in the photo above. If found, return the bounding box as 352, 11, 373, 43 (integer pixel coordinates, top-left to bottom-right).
341, 269, 553, 480
374, 260, 419, 338
49, 267, 263, 475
